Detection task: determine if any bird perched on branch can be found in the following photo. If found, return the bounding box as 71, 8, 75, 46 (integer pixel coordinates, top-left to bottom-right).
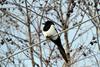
42, 20, 68, 63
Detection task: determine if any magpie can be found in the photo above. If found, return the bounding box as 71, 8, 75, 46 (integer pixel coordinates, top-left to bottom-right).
42, 21, 68, 63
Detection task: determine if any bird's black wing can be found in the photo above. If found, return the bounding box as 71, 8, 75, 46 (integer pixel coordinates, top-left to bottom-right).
50, 27, 68, 63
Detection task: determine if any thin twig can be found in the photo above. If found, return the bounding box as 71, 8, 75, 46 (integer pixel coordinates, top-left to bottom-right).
0, 14, 99, 63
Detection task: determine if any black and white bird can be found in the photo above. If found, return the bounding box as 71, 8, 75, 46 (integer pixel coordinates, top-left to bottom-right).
42, 20, 68, 63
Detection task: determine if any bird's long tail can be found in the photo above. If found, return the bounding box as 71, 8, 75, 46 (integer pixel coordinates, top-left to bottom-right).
51, 37, 68, 63
57, 43, 68, 63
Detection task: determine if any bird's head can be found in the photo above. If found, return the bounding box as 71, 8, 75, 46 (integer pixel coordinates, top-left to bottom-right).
42, 21, 54, 26
42, 21, 54, 31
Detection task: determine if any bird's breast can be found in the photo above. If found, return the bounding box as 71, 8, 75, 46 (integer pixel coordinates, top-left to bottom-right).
43, 25, 58, 40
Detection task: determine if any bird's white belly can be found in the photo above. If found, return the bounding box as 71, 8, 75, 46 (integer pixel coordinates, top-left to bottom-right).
43, 25, 58, 40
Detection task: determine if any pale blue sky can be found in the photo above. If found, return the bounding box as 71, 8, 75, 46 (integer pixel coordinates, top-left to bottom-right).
0, 0, 100, 67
